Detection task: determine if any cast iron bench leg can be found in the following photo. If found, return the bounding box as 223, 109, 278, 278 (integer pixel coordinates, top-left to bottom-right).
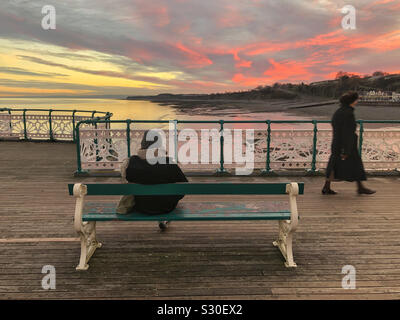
273, 182, 299, 268
73, 183, 102, 271
76, 221, 103, 271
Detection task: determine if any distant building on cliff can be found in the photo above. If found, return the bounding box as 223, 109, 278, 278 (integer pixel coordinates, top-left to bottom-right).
360, 91, 400, 104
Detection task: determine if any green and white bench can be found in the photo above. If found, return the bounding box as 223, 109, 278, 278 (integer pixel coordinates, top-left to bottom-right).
68, 182, 304, 270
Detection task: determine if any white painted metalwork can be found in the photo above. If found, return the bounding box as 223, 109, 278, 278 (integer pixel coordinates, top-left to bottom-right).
0, 109, 111, 141
78, 127, 400, 172
0, 114, 12, 137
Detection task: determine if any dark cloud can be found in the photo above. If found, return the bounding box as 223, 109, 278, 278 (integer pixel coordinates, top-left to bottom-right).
0, 0, 399, 94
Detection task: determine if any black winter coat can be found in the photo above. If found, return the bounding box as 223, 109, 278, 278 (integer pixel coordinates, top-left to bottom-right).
125, 156, 188, 214
326, 104, 366, 181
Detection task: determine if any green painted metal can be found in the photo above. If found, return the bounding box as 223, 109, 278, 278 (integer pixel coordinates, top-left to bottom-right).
126, 120, 131, 157
266, 120, 272, 172
217, 120, 226, 173
82, 203, 291, 222
48, 109, 54, 141
22, 109, 27, 140
68, 182, 305, 196
82, 201, 290, 220
75, 123, 82, 173
173, 120, 178, 163
72, 110, 77, 142
0, 108, 110, 115
310, 120, 318, 172
7, 109, 12, 131
73, 118, 400, 175
94, 121, 99, 161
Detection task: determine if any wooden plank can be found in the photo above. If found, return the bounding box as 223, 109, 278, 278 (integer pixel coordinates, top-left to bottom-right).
68, 182, 305, 195
0, 141, 400, 299
82, 201, 290, 221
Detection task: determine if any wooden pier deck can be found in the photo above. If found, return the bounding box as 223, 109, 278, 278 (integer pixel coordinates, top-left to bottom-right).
0, 141, 400, 300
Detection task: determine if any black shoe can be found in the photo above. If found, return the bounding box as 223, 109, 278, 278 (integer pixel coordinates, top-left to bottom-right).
159, 221, 169, 231
358, 188, 376, 195
322, 187, 337, 195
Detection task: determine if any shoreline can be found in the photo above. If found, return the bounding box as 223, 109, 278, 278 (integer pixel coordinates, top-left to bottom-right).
135, 97, 400, 122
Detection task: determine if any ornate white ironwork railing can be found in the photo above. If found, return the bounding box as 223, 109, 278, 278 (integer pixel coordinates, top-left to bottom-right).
75, 119, 400, 175
0, 108, 112, 141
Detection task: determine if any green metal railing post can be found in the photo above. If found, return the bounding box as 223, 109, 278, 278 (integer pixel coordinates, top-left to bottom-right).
126, 120, 131, 158
266, 120, 272, 172
94, 121, 100, 161
7, 109, 12, 134
22, 109, 27, 140
217, 120, 226, 173
106, 112, 111, 129
67, 118, 400, 176
49, 109, 54, 141
358, 120, 364, 158
310, 120, 318, 172
72, 110, 77, 142
174, 120, 178, 163
75, 122, 83, 174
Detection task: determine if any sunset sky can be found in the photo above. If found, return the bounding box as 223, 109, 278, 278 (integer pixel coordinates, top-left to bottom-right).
0, 0, 399, 97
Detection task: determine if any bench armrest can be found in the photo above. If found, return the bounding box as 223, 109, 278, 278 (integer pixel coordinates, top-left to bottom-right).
286, 182, 299, 232
73, 183, 87, 233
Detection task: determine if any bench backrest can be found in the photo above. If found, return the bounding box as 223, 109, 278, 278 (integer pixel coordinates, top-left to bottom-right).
68, 182, 304, 196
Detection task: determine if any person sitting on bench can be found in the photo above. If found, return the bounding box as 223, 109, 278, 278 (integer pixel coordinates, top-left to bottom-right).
119, 130, 188, 215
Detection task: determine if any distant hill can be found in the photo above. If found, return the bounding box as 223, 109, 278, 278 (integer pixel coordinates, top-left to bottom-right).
127, 72, 400, 102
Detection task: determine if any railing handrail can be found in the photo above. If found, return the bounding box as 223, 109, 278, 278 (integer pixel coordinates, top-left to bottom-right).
0, 108, 112, 142
74, 118, 400, 175
0, 107, 111, 116
75, 119, 400, 126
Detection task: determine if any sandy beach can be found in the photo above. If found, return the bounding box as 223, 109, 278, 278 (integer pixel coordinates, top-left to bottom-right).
152, 98, 400, 122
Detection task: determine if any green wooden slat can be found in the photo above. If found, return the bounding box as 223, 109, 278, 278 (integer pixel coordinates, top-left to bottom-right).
83, 212, 290, 221
68, 182, 304, 196
68, 184, 74, 195
81, 201, 291, 221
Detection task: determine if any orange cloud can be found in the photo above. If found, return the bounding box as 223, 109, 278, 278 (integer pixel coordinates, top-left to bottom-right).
264, 59, 313, 82
175, 42, 213, 68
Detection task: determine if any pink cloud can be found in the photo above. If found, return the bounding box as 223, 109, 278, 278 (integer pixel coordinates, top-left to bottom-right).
263, 59, 313, 82
174, 42, 213, 68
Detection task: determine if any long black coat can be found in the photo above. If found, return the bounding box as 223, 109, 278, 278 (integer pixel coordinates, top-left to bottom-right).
326, 104, 366, 182
125, 156, 188, 214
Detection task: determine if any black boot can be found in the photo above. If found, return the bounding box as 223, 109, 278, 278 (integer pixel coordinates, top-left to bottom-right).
357, 182, 376, 195
322, 187, 337, 195
358, 187, 376, 195
322, 180, 337, 195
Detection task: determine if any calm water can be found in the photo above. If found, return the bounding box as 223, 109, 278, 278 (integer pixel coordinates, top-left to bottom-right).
0, 97, 320, 130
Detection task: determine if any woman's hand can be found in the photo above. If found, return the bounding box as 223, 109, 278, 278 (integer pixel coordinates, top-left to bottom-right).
340, 154, 348, 160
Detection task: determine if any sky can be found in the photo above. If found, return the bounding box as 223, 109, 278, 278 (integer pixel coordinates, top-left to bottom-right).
0, 0, 399, 97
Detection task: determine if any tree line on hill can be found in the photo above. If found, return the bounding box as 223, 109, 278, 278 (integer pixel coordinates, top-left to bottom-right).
127, 71, 400, 101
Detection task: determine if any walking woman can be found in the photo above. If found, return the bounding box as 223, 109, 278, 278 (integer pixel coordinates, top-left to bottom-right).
322, 91, 376, 195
